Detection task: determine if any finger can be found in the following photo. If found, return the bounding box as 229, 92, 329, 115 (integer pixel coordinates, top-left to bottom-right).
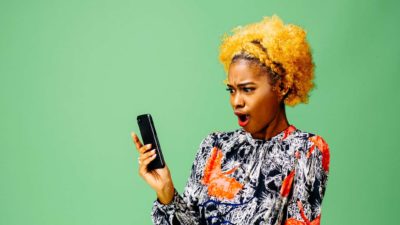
131, 132, 143, 149
131, 132, 152, 154
143, 153, 157, 165
139, 143, 152, 154
139, 154, 157, 174
138, 149, 155, 169
139, 149, 156, 161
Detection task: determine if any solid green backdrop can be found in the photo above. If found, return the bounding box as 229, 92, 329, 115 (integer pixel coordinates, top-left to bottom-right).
1, 0, 399, 224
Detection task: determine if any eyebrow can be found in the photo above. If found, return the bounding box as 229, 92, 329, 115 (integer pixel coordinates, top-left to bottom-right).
226, 82, 256, 88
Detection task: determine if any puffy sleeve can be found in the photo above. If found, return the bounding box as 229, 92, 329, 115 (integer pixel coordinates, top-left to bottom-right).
284, 135, 330, 225
151, 132, 216, 225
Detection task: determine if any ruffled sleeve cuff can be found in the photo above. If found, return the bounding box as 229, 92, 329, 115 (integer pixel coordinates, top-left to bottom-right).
152, 188, 180, 215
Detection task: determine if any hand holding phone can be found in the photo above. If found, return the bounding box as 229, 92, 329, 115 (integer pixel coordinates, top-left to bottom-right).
131, 114, 175, 204
136, 114, 165, 170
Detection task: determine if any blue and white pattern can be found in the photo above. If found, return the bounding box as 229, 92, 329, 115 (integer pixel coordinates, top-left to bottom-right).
151, 125, 330, 225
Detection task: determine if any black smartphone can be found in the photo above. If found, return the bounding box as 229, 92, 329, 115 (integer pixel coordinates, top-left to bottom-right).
136, 114, 165, 170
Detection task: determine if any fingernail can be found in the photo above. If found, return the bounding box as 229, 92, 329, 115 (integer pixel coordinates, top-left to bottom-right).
147, 144, 152, 147
152, 149, 156, 153
152, 154, 157, 157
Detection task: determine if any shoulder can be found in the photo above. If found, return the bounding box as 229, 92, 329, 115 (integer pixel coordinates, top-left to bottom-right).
291, 128, 331, 173
290, 128, 330, 148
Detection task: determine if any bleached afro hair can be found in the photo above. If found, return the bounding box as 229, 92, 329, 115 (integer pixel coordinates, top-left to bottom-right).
219, 15, 315, 107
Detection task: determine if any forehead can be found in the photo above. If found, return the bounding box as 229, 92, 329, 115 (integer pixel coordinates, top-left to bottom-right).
227, 59, 269, 85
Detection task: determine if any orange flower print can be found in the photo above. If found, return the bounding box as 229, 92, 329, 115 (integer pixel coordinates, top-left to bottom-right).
307, 135, 330, 172
202, 147, 244, 200
282, 125, 297, 140
280, 170, 295, 197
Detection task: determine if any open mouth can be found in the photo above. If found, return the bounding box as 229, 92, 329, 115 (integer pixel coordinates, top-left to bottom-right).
237, 114, 250, 127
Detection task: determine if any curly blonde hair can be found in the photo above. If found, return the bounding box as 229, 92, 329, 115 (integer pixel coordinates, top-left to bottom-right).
219, 15, 315, 106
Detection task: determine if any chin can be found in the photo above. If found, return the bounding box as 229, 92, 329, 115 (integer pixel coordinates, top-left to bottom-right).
242, 126, 256, 134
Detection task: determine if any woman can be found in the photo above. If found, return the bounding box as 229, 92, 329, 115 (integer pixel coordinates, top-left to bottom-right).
132, 15, 330, 225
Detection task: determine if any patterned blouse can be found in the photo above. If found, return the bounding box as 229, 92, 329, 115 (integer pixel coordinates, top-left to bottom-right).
151, 125, 330, 225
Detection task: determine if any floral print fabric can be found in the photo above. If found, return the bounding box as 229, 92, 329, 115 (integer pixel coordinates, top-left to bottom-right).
151, 125, 330, 225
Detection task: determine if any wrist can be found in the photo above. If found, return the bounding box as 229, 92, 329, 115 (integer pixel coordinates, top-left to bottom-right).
156, 182, 175, 205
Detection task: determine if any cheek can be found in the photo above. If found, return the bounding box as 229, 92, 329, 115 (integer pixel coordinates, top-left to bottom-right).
251, 91, 279, 116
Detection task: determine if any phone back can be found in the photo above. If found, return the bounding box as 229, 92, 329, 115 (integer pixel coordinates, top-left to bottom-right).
137, 114, 165, 170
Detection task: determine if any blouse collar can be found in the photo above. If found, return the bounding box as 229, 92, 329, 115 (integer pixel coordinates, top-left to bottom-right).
240, 124, 298, 147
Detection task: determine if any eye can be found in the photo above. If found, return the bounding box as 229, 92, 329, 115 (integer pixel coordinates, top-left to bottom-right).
243, 87, 255, 93
226, 87, 234, 94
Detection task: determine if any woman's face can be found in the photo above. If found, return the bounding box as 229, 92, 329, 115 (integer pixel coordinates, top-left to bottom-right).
227, 59, 283, 137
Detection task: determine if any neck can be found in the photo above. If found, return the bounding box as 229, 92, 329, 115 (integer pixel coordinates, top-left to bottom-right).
252, 104, 290, 140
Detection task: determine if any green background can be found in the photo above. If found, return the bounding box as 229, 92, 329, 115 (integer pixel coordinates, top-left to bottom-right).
1, 0, 399, 224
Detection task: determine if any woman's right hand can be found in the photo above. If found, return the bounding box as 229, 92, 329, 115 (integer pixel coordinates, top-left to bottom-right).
131, 132, 175, 205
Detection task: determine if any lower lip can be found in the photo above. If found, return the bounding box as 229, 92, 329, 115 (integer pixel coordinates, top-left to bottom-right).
238, 116, 249, 127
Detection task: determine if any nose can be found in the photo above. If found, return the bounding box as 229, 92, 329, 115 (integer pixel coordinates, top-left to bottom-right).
232, 93, 245, 109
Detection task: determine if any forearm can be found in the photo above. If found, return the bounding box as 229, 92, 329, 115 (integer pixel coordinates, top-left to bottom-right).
156, 181, 175, 205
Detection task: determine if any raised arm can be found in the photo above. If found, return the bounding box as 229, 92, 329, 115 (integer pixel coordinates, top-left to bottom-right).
151, 133, 216, 225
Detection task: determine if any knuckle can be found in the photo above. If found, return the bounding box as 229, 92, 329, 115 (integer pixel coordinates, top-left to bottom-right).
139, 169, 145, 176
145, 150, 153, 156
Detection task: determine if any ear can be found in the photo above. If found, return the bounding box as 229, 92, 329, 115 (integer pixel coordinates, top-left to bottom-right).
280, 87, 289, 96
278, 82, 289, 96
276, 83, 290, 104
